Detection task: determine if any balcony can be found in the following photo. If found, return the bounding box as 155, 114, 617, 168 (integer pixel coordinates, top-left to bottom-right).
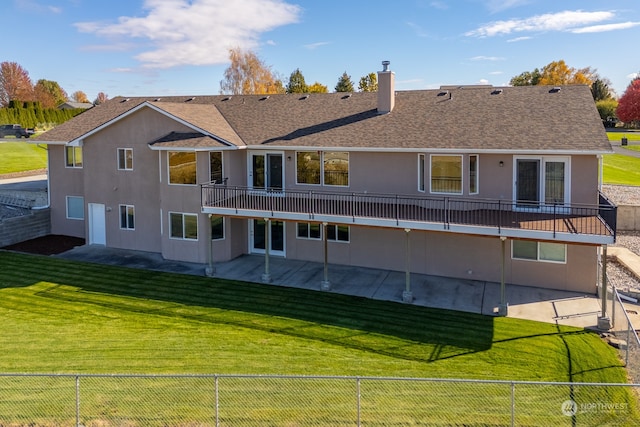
201, 184, 617, 245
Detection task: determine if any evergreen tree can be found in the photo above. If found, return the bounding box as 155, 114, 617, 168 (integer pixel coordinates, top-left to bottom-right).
334, 72, 354, 92
286, 68, 308, 93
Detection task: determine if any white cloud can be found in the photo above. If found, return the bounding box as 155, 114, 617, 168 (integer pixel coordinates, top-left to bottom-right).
628, 72, 639, 80
478, 79, 490, 85
429, 1, 448, 10
485, 0, 531, 13
507, 36, 531, 42
489, 71, 503, 75
465, 10, 614, 37
571, 21, 640, 33
304, 42, 330, 50
470, 56, 505, 61
15, 0, 61, 13
74, 0, 301, 69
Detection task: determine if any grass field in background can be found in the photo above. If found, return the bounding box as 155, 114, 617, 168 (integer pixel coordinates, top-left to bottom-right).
0, 141, 47, 174
0, 251, 636, 424
603, 132, 640, 186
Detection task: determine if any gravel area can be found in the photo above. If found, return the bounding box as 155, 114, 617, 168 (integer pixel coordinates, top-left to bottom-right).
602, 184, 640, 205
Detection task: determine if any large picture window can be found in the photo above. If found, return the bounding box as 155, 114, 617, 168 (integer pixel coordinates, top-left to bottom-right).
431, 155, 462, 194
296, 151, 348, 186
170, 212, 198, 240
66, 196, 84, 219
169, 152, 196, 185
65, 146, 83, 168
512, 240, 566, 263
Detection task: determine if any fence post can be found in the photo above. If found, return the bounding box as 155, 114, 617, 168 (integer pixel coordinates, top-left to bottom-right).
215, 374, 220, 427
356, 377, 361, 427
510, 381, 515, 427
75, 375, 80, 427
626, 321, 631, 367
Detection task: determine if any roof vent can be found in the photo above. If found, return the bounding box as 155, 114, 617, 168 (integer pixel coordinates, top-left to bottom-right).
154, 98, 162, 102
121, 98, 130, 103
185, 97, 196, 102
491, 89, 503, 95
549, 87, 561, 93
259, 95, 270, 101
222, 96, 232, 101
382, 60, 390, 72
437, 91, 449, 97
299, 94, 310, 100
341, 94, 352, 100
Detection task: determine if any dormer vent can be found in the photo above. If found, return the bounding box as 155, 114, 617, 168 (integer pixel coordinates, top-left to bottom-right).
491, 89, 503, 95
222, 96, 232, 101
549, 87, 561, 93
121, 98, 130, 103
437, 91, 449, 97
259, 96, 270, 101
299, 94, 310, 100
341, 94, 352, 100
186, 97, 196, 102
154, 98, 162, 102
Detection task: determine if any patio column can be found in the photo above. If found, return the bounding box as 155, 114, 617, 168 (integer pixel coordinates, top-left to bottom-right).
402, 229, 413, 303
497, 236, 508, 316
598, 245, 612, 330
261, 218, 272, 283
320, 222, 331, 291
205, 214, 215, 277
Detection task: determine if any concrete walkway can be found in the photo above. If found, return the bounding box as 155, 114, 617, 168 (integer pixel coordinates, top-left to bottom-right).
58, 245, 606, 329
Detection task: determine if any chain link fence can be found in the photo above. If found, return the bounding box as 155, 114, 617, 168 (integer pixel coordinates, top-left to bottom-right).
0, 373, 638, 426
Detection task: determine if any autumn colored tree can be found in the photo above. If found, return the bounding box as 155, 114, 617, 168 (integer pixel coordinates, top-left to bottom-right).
219, 48, 284, 95
94, 92, 109, 105
616, 77, 640, 126
334, 72, 354, 92
510, 60, 595, 87
33, 79, 68, 108
308, 82, 328, 93
71, 90, 90, 103
0, 61, 34, 107
358, 72, 378, 92
286, 68, 308, 93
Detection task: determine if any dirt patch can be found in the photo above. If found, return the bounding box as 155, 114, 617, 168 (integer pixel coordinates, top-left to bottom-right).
2, 234, 85, 255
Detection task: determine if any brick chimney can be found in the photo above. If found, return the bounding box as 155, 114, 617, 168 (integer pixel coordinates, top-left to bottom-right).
377, 60, 395, 114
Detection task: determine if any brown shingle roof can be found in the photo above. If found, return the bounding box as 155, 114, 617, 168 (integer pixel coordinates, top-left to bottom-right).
149, 132, 229, 149
35, 85, 611, 153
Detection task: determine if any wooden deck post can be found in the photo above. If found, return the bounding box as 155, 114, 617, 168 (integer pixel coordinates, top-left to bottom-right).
261, 218, 272, 283
321, 222, 331, 291
402, 229, 413, 303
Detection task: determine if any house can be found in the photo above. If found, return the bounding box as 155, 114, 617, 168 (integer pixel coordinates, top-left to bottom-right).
57, 102, 94, 110
34, 62, 616, 303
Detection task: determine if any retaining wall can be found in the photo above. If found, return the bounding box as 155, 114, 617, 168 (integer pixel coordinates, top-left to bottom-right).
617, 205, 640, 231
0, 208, 51, 247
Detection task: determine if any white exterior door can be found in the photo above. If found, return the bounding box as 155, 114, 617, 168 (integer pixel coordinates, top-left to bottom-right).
88, 203, 106, 245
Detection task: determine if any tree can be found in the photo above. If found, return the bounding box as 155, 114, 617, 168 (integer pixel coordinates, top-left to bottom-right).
33, 79, 68, 108
0, 61, 34, 107
596, 99, 618, 122
334, 72, 354, 93
590, 77, 615, 102
358, 72, 378, 92
308, 82, 328, 93
219, 47, 284, 95
71, 91, 90, 103
509, 69, 541, 86
616, 76, 640, 126
94, 92, 109, 105
286, 68, 308, 93
538, 60, 594, 86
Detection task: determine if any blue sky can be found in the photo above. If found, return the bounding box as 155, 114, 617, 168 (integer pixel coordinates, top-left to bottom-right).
4, 0, 640, 101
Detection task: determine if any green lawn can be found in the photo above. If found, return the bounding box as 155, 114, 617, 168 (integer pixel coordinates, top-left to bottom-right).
603, 132, 640, 186
0, 251, 637, 425
0, 141, 47, 175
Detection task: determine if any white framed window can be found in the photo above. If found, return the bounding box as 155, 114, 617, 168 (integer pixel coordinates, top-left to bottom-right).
65, 146, 83, 168
512, 240, 566, 263
297, 222, 321, 240
514, 156, 570, 207
211, 215, 224, 240
169, 212, 198, 240
66, 196, 84, 220
296, 151, 349, 186
418, 154, 425, 192
469, 155, 479, 195
118, 148, 133, 170
210, 152, 223, 184
430, 155, 462, 194
296, 223, 349, 242
168, 151, 197, 185
119, 205, 135, 230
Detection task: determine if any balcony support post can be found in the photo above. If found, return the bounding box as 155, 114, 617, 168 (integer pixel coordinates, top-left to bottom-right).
598, 245, 611, 330
205, 214, 215, 277
402, 228, 413, 303
496, 236, 508, 316
261, 218, 272, 283
320, 222, 331, 291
